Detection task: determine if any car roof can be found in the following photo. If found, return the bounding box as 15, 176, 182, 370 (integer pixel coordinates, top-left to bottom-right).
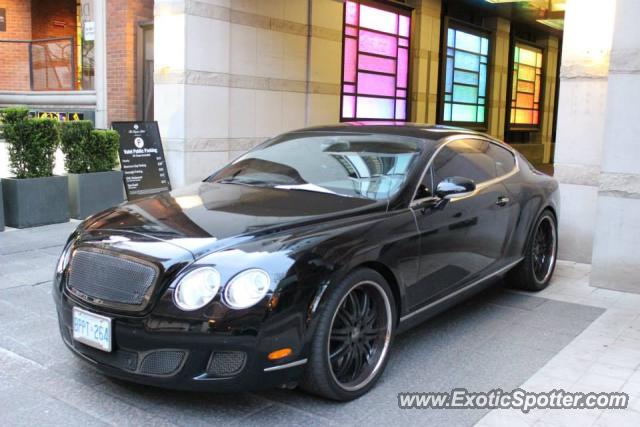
284, 122, 490, 143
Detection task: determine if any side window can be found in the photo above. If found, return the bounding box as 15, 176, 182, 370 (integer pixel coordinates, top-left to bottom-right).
488, 143, 516, 176
432, 139, 495, 187
415, 167, 434, 199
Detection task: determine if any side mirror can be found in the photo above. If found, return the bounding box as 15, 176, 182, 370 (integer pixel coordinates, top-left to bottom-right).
435, 176, 476, 199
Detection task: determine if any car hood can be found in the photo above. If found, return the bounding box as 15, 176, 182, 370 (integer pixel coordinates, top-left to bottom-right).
82, 182, 384, 257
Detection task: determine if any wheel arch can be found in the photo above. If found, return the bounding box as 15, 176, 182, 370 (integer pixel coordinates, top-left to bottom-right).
355, 261, 402, 326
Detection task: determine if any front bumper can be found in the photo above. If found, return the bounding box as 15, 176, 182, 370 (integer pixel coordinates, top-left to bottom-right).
54, 289, 308, 392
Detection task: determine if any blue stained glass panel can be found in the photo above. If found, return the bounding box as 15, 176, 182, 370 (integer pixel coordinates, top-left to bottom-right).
442, 27, 490, 124
454, 70, 478, 86
455, 50, 480, 71
446, 58, 454, 93
479, 64, 487, 96
456, 30, 481, 53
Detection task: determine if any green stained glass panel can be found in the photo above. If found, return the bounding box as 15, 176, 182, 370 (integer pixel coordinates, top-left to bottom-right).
442, 27, 490, 124
444, 103, 452, 121
451, 104, 477, 122
453, 84, 478, 103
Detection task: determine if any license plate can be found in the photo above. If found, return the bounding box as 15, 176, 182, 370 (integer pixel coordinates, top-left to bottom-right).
72, 307, 112, 352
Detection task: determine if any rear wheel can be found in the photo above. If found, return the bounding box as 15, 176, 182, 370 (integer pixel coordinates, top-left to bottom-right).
301, 269, 395, 401
509, 210, 558, 291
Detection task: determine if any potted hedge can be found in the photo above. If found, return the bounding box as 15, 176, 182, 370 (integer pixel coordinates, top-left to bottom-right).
60, 120, 124, 219
1, 107, 69, 228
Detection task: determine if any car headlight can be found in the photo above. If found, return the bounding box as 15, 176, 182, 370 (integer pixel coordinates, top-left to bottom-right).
224, 269, 271, 309
55, 245, 73, 276
173, 267, 221, 311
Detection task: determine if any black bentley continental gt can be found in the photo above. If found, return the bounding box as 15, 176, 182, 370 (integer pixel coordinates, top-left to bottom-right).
54, 123, 559, 401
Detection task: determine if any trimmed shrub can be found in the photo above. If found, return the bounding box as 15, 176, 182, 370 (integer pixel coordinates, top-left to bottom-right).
88, 129, 120, 172
1, 107, 59, 179
60, 121, 119, 173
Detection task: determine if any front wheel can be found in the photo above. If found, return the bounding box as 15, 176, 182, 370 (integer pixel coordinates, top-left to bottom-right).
300, 269, 396, 401
509, 210, 558, 291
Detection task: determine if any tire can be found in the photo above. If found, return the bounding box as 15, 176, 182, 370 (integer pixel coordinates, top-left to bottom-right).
300, 268, 396, 401
509, 209, 558, 291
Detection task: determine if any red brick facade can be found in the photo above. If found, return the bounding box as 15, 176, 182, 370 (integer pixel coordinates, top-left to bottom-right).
0, 0, 152, 123
106, 0, 153, 124
0, 0, 32, 91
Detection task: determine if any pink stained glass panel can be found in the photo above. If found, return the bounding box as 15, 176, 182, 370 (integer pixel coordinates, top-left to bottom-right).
343, 83, 355, 93
398, 38, 409, 47
396, 48, 408, 88
357, 72, 395, 97
359, 4, 398, 34
399, 15, 410, 37
356, 97, 395, 119
359, 30, 397, 57
395, 99, 406, 120
345, 1, 358, 25
396, 89, 406, 98
343, 38, 357, 82
359, 54, 396, 74
345, 26, 357, 37
342, 95, 356, 118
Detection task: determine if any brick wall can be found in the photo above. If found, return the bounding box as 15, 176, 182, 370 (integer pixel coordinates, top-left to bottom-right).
106, 0, 153, 124
31, 0, 75, 39
0, 0, 32, 91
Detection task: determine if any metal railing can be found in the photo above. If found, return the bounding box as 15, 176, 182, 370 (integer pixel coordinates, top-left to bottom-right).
0, 37, 75, 91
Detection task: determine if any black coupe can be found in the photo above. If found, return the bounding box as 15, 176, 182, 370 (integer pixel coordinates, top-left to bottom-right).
54, 124, 559, 401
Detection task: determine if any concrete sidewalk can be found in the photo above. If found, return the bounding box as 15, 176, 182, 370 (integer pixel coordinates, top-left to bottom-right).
0, 222, 639, 426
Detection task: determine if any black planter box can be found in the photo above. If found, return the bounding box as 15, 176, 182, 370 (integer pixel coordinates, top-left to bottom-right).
68, 170, 125, 219
2, 176, 69, 228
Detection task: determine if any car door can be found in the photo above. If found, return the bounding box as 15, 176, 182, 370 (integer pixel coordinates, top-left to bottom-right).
405, 137, 514, 311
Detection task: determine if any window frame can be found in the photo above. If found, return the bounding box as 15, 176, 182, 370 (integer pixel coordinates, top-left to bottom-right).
506, 38, 546, 131
437, 18, 493, 131
339, 0, 414, 122
410, 135, 519, 206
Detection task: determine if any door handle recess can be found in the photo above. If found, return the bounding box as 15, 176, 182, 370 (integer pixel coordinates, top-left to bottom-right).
496, 196, 510, 207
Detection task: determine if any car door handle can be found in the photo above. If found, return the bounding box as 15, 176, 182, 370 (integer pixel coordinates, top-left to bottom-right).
496, 196, 510, 207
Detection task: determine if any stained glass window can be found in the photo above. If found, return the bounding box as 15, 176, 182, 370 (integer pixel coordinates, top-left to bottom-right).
510, 43, 543, 127
341, 1, 411, 121
441, 25, 490, 125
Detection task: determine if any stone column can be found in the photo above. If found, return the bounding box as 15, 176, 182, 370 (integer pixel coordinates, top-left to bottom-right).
93, 0, 108, 128
553, 0, 617, 262
590, 0, 640, 292
408, 0, 440, 123
485, 17, 510, 140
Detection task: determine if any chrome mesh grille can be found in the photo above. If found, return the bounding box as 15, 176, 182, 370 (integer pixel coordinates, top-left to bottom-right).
67, 250, 158, 307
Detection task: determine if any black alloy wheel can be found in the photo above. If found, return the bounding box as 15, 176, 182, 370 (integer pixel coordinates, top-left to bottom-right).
532, 216, 557, 283
301, 269, 395, 401
509, 210, 558, 291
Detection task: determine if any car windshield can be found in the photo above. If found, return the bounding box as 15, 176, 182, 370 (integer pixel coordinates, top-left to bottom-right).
207, 133, 424, 201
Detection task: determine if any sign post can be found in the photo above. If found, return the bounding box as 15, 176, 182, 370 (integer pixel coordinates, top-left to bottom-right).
112, 121, 171, 201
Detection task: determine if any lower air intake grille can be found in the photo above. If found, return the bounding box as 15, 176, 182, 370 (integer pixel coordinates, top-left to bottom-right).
207, 351, 247, 377
139, 351, 186, 376
67, 249, 158, 309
